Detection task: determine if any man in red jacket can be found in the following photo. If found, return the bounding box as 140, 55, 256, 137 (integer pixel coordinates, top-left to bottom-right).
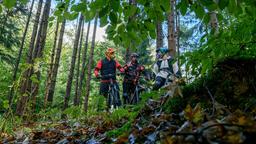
94, 48, 124, 110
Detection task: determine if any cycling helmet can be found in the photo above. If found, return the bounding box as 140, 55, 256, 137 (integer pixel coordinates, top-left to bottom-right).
105, 47, 115, 55
158, 47, 169, 54
130, 53, 139, 58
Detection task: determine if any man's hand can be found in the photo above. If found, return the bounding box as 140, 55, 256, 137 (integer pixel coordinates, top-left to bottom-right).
95, 74, 100, 79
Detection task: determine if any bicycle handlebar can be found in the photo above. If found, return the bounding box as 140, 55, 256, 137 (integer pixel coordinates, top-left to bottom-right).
97, 73, 124, 79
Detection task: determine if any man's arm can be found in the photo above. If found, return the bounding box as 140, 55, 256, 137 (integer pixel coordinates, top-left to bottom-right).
115, 60, 124, 72
94, 60, 102, 77
123, 64, 128, 73
172, 61, 181, 78
152, 63, 159, 75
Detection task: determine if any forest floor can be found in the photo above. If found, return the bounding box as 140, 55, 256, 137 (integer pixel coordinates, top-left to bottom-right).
1, 57, 256, 144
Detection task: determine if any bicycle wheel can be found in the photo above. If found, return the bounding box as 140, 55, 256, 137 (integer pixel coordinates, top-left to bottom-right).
113, 85, 121, 108
134, 86, 139, 104
129, 86, 138, 104
107, 89, 113, 110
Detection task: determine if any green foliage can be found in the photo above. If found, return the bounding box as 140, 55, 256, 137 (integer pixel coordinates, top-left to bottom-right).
3, 0, 16, 9
63, 106, 86, 120
180, 1, 256, 79
0, 111, 22, 134
163, 96, 184, 113
38, 108, 62, 122
106, 121, 131, 137
105, 108, 131, 124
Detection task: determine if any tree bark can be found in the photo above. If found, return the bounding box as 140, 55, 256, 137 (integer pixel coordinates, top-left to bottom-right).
8, 0, 35, 105
74, 20, 84, 105
44, 21, 59, 105
46, 19, 66, 105
156, 21, 163, 50
16, 0, 43, 116
210, 11, 219, 34
84, 16, 98, 112
76, 21, 91, 106
63, 14, 84, 111
30, 0, 52, 110
125, 0, 137, 62
168, 0, 177, 57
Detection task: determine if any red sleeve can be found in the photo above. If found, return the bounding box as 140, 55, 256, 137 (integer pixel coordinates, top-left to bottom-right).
94, 60, 102, 77
115, 60, 124, 72
140, 65, 145, 71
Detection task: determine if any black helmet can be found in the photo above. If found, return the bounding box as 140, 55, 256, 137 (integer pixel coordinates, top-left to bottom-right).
130, 53, 139, 58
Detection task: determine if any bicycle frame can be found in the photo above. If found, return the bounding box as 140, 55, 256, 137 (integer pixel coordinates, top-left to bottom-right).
129, 78, 147, 104
108, 78, 119, 108
100, 73, 121, 109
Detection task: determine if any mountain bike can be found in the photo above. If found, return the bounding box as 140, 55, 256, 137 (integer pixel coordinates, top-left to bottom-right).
99, 73, 122, 110
127, 76, 150, 104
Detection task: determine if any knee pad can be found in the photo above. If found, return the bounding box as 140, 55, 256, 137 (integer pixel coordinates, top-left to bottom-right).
155, 80, 162, 86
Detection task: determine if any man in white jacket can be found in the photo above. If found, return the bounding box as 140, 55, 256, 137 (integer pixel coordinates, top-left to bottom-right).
152, 47, 181, 90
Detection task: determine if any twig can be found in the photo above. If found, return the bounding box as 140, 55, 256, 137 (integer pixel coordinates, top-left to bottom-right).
205, 85, 215, 116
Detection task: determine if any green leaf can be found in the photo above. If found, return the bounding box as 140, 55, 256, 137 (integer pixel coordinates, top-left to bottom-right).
126, 5, 137, 17
48, 22, 53, 28
110, 0, 120, 12
109, 11, 117, 24
100, 15, 108, 27
94, 0, 104, 9
71, 2, 87, 12
84, 10, 95, 22
203, 13, 210, 24
3, 0, 16, 9
145, 22, 155, 31
54, 10, 63, 16
218, 0, 229, 10
149, 29, 156, 39
99, 6, 109, 18
160, 0, 170, 12
64, 12, 78, 20
194, 5, 205, 19
178, 0, 188, 15
48, 16, 55, 22
3, 100, 9, 109
117, 23, 125, 34
30, 74, 39, 84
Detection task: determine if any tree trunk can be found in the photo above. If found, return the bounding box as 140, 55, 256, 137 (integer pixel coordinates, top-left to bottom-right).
46, 19, 66, 105
76, 21, 91, 106
44, 21, 59, 105
8, 0, 35, 105
30, 0, 52, 111
74, 20, 84, 105
176, 10, 181, 67
125, 47, 130, 63
125, 0, 137, 62
168, 0, 177, 57
210, 11, 219, 34
16, 0, 43, 116
63, 14, 84, 111
84, 16, 98, 112
156, 21, 163, 49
